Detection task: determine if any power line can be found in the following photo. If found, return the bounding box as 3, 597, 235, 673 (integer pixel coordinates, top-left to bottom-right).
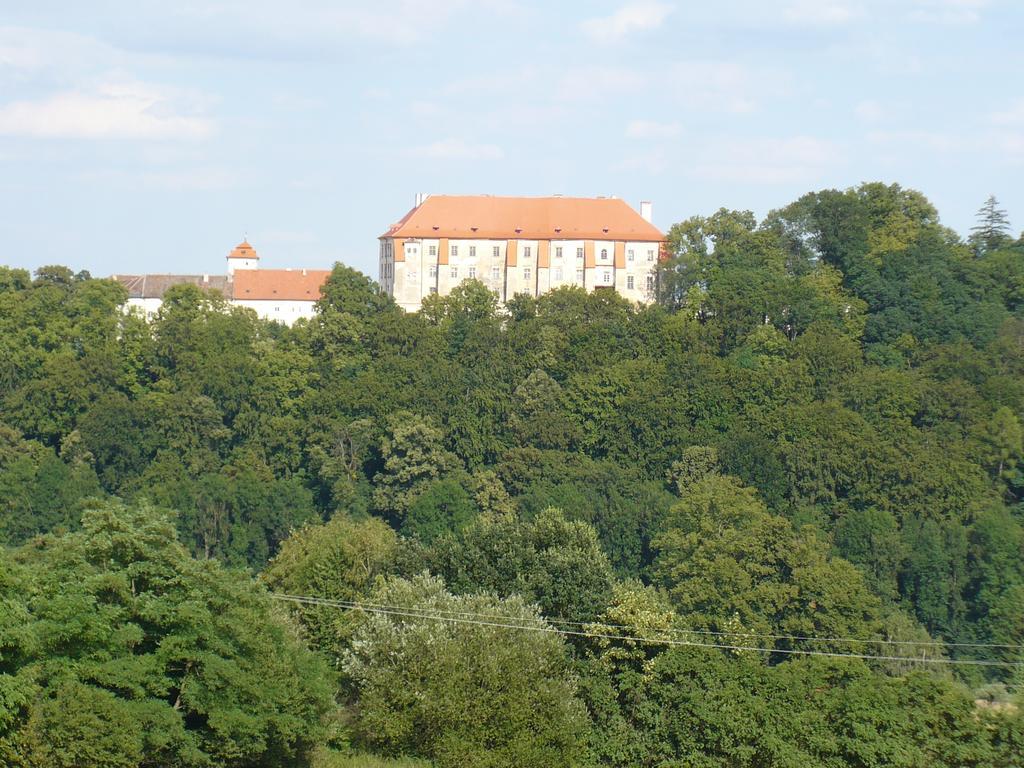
271, 593, 1024, 651
271, 594, 1024, 668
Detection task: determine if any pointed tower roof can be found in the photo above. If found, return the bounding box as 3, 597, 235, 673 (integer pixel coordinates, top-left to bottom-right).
228, 239, 259, 260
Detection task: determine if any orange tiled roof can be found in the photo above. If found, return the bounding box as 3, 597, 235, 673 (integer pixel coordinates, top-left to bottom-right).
228, 239, 259, 260
231, 268, 331, 302
380, 195, 664, 242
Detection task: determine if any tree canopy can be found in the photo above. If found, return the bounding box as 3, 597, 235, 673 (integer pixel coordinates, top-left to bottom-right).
2, 185, 1023, 765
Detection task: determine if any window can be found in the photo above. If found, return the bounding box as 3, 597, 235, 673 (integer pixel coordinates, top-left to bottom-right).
409, 270, 418, 281
429, 265, 438, 278
627, 249, 634, 262
451, 267, 458, 278
493, 245, 500, 257
600, 248, 608, 260
554, 267, 563, 281
576, 268, 584, 283
627, 275, 634, 290
524, 246, 532, 259
576, 247, 584, 259
555, 246, 563, 259
452, 245, 459, 256
646, 275, 655, 290
429, 245, 437, 256
470, 246, 476, 257
523, 268, 531, 281
603, 271, 612, 284
468, 266, 476, 279
429, 286, 437, 294
647, 249, 655, 261
492, 266, 501, 280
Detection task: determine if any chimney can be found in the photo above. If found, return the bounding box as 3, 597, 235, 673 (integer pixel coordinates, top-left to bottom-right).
202, 273, 209, 283
415, 192, 429, 207
640, 201, 653, 223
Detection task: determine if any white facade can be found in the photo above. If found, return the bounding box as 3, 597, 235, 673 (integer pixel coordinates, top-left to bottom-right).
231, 299, 319, 324
381, 236, 661, 312
125, 297, 164, 320
227, 256, 259, 274
379, 195, 664, 312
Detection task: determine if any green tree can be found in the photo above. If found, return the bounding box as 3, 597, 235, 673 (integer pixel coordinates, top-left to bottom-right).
2, 500, 335, 767
343, 573, 589, 768
372, 412, 460, 524
653, 475, 883, 649
978, 406, 1023, 483
833, 507, 904, 601
263, 513, 398, 661
508, 368, 580, 449
970, 195, 1012, 256
429, 507, 616, 623
403, 477, 478, 542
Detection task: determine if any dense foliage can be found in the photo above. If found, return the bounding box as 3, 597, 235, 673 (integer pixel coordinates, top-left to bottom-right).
1, 184, 1022, 765
0, 501, 334, 767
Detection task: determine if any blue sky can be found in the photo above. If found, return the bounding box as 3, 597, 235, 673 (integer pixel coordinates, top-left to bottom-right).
1, 0, 1022, 278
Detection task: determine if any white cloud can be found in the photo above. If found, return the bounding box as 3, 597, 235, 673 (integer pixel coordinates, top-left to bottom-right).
158, 0, 526, 47
855, 99, 884, 122
992, 100, 1024, 126
580, 2, 673, 42
558, 66, 645, 100
866, 130, 967, 152
614, 148, 670, 173
783, 0, 860, 25
0, 82, 215, 140
261, 229, 318, 245
141, 167, 236, 189
667, 60, 765, 114
910, 0, 990, 24
625, 119, 681, 139
694, 136, 841, 184
997, 133, 1024, 162
410, 138, 504, 160
0, 26, 120, 79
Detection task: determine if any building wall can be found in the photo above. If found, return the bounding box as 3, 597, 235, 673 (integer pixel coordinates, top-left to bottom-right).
232, 299, 318, 324
126, 297, 164, 320
381, 236, 659, 311
227, 257, 258, 275
125, 296, 317, 325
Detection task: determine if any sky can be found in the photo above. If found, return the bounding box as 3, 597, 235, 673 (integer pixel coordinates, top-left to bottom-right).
0, 0, 1022, 279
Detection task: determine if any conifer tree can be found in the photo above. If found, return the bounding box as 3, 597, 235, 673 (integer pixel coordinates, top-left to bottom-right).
970, 195, 1012, 255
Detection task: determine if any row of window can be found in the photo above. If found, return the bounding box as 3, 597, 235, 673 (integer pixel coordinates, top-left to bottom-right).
408, 267, 654, 291
408, 243, 657, 262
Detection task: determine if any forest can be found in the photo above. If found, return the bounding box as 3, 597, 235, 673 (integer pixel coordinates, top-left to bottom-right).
0, 182, 1022, 767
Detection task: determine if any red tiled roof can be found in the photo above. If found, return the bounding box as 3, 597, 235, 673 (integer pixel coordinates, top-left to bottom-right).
380, 195, 664, 242
231, 269, 331, 301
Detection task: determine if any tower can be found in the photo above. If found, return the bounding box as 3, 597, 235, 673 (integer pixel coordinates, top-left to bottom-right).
226, 239, 259, 275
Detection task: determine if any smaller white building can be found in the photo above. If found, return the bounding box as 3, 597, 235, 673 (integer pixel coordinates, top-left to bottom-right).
113, 240, 332, 325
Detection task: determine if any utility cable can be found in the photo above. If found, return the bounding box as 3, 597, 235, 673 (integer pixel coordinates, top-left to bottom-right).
271, 592, 1024, 651
271, 593, 1024, 668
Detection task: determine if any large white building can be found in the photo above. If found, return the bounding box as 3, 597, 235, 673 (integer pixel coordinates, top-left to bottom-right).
113, 240, 331, 325
379, 194, 665, 312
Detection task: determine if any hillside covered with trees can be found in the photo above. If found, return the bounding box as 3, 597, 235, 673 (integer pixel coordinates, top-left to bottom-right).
1, 183, 1023, 766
